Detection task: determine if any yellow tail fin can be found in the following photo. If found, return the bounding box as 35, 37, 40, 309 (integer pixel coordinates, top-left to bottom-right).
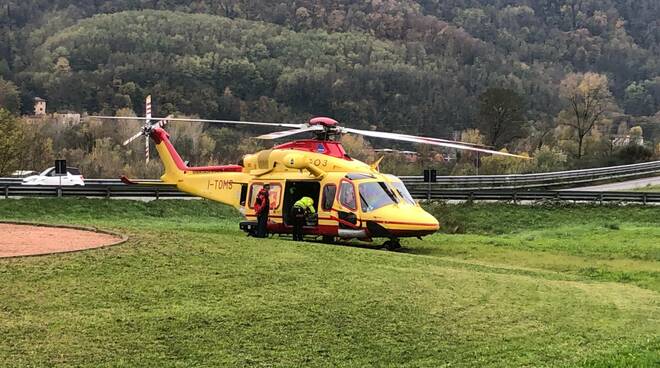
151, 128, 185, 183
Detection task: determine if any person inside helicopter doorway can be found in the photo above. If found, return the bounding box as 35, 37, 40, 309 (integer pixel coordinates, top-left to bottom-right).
254, 183, 270, 238
290, 196, 315, 241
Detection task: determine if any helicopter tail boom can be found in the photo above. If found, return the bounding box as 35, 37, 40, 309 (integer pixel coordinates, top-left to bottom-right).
150, 127, 186, 183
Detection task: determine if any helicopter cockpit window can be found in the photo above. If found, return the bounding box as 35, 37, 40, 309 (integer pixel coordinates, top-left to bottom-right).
390, 181, 416, 205
359, 182, 398, 212
339, 181, 357, 210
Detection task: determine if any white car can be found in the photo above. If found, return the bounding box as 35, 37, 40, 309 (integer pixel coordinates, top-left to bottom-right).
22, 167, 85, 186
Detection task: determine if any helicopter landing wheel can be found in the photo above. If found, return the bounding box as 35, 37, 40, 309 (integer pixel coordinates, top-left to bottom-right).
383, 239, 401, 251
322, 236, 335, 244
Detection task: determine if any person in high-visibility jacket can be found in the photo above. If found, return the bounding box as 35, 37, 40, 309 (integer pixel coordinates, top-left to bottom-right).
290, 196, 315, 241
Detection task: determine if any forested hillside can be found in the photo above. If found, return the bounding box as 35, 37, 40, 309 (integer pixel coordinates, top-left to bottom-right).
0, 1, 659, 176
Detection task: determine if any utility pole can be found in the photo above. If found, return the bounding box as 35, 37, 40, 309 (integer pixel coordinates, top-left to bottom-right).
476, 152, 480, 176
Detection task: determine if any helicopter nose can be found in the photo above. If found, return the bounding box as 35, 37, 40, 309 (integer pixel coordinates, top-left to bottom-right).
366, 204, 439, 237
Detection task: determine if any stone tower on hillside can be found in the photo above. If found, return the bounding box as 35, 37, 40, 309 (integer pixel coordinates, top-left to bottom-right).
34, 97, 46, 116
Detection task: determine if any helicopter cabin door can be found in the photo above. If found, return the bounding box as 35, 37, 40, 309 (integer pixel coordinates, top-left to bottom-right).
283, 181, 320, 225
335, 179, 359, 228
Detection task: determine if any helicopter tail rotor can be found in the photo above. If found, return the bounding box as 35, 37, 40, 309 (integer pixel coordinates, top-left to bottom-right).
122, 130, 144, 146
145, 95, 152, 163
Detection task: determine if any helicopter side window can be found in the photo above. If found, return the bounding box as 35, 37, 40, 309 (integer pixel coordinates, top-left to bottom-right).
322, 184, 336, 211
248, 183, 282, 210
338, 180, 356, 211
239, 184, 248, 206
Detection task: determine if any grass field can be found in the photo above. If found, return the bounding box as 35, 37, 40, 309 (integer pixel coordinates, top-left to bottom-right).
0, 199, 658, 367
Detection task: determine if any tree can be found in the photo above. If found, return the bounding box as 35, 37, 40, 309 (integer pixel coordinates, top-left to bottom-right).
16, 126, 54, 171
479, 149, 531, 174
83, 138, 126, 177
532, 146, 567, 172
451, 129, 485, 175
558, 72, 617, 159
477, 88, 525, 148
629, 125, 643, 144
0, 77, 20, 114
624, 82, 653, 116
527, 116, 556, 150
339, 134, 374, 163
0, 109, 25, 175
613, 144, 654, 164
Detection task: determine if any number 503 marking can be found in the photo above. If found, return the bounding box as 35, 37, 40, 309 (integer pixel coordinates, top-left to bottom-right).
309, 158, 328, 167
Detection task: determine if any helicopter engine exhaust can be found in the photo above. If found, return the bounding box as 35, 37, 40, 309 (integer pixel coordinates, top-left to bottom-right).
283, 153, 326, 178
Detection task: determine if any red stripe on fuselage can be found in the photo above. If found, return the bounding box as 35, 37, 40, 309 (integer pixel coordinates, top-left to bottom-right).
372, 220, 439, 227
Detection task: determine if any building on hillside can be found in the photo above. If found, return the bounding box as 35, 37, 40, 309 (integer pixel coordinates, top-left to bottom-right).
611, 134, 644, 146
34, 97, 46, 116
23, 102, 81, 125
54, 113, 81, 125
609, 114, 646, 147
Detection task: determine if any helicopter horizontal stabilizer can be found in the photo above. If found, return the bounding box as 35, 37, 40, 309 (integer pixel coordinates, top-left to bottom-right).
120, 176, 174, 186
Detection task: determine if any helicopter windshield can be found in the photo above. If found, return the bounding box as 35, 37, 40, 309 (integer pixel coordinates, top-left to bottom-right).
359, 182, 398, 212
390, 181, 416, 205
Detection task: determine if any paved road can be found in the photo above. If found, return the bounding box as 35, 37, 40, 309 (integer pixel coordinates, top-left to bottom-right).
567, 176, 660, 191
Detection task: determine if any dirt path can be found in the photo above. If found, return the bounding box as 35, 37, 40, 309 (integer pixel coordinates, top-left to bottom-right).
0, 223, 125, 258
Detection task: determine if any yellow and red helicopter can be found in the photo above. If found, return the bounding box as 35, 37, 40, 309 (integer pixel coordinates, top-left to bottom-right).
95, 97, 525, 249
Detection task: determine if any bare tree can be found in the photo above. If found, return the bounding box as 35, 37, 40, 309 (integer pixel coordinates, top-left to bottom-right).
477, 88, 525, 148
558, 72, 617, 159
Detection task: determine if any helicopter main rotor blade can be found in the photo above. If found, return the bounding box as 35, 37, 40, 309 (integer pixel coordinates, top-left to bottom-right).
406, 135, 491, 147
91, 116, 304, 129
154, 114, 173, 128
341, 127, 529, 159
338, 129, 489, 148
256, 126, 324, 140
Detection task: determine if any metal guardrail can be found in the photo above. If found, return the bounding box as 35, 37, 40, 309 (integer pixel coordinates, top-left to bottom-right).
0, 178, 160, 185
401, 160, 660, 189
1, 184, 658, 204
407, 189, 660, 204
1, 184, 188, 199
3, 161, 659, 190
1, 161, 658, 202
